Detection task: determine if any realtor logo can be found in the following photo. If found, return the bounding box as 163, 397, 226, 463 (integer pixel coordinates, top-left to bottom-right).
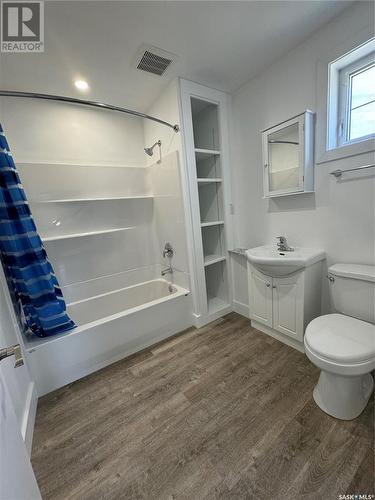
1, 1, 44, 52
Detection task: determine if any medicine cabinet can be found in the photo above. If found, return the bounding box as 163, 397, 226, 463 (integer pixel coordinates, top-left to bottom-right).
262, 110, 314, 198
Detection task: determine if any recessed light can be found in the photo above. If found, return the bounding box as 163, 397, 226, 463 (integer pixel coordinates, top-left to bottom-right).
74, 79, 89, 91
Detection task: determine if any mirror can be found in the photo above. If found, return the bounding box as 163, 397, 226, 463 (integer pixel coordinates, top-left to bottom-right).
268, 123, 299, 192
262, 111, 314, 198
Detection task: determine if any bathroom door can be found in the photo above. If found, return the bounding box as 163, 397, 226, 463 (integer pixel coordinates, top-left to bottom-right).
0, 359, 41, 500
0, 266, 41, 499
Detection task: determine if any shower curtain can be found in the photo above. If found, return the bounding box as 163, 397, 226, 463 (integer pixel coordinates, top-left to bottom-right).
0, 123, 76, 337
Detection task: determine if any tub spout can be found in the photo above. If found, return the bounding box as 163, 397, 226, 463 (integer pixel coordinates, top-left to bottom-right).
161, 266, 173, 276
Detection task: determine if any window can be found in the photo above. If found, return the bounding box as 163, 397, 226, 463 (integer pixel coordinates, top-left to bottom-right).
338, 54, 375, 145
327, 39, 375, 151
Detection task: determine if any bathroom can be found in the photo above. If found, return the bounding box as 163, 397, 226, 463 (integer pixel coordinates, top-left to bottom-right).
0, 1, 373, 499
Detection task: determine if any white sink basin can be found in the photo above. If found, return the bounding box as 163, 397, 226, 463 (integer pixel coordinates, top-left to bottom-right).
246, 245, 325, 277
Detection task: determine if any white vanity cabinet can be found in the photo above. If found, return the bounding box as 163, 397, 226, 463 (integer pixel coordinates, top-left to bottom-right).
262, 111, 314, 198
248, 263, 322, 350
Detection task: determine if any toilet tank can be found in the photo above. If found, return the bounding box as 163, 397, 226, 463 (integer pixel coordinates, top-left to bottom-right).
328, 264, 375, 324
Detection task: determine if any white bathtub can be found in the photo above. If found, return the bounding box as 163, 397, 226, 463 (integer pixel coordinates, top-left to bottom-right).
24, 279, 191, 395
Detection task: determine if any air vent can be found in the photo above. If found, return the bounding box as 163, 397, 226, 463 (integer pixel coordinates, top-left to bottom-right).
135, 46, 176, 76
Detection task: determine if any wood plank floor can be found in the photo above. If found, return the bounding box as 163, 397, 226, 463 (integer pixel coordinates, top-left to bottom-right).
32, 313, 374, 500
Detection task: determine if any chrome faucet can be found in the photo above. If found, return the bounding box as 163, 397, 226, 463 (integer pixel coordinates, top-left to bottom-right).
276, 236, 294, 252
161, 266, 173, 276
163, 242, 174, 259
161, 243, 174, 277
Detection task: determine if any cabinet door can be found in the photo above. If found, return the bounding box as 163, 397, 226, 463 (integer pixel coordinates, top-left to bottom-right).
249, 267, 273, 327
272, 273, 304, 340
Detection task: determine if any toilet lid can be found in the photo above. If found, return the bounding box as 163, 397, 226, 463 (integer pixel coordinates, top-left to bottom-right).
305, 314, 375, 364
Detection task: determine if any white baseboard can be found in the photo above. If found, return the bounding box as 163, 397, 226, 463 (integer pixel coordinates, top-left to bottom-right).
233, 300, 250, 318
21, 382, 38, 456
193, 304, 233, 328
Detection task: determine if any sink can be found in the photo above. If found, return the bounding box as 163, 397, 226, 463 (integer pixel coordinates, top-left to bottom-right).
246, 245, 325, 277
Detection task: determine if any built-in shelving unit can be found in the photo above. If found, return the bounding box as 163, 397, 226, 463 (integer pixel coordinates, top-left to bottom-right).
180, 80, 233, 326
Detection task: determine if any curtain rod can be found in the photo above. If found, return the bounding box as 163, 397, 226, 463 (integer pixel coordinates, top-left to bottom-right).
0, 90, 180, 133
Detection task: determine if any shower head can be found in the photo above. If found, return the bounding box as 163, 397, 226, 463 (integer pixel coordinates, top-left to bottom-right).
144, 140, 161, 156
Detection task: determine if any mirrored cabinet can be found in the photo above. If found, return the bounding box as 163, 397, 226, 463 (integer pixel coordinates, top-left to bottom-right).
262, 110, 314, 198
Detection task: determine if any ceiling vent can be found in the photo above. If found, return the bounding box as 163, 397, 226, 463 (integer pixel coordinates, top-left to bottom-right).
135, 45, 176, 76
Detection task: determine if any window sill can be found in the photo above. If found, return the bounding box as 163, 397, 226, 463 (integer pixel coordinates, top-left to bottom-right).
316, 136, 375, 165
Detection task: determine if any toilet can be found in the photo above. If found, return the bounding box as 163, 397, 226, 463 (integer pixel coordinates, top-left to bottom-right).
304, 263, 375, 420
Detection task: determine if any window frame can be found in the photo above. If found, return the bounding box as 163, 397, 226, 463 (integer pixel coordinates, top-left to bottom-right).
316, 34, 375, 165
337, 53, 375, 147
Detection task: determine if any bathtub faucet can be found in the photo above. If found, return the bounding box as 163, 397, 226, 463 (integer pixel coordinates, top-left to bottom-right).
163, 242, 174, 259
161, 266, 173, 276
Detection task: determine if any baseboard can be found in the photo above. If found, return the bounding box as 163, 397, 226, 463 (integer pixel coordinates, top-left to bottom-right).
251, 320, 305, 353
233, 300, 249, 318
194, 304, 233, 328
192, 313, 202, 328
21, 381, 38, 456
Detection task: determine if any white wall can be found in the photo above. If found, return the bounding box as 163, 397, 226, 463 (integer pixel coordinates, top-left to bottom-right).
230, 2, 375, 311
0, 98, 146, 167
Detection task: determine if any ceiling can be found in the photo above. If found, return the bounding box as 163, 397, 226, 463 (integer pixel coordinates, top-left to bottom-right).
0, 1, 353, 113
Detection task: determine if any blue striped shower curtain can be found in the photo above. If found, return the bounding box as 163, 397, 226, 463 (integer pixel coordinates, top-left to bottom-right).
0, 123, 75, 337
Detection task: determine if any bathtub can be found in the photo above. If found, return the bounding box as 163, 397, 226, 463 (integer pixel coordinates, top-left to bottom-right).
23, 279, 191, 396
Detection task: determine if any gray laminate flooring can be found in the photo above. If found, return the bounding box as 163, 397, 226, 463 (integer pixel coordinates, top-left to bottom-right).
32, 313, 374, 500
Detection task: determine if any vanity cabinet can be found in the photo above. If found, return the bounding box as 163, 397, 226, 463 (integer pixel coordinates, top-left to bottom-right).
262, 111, 314, 198
248, 264, 322, 349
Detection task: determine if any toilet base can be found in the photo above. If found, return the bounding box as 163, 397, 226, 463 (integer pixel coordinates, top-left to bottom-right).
313, 371, 374, 420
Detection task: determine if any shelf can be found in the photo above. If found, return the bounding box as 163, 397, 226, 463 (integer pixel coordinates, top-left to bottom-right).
42, 227, 129, 242
32, 195, 153, 203
197, 178, 222, 184
195, 148, 221, 161
207, 296, 229, 315
201, 221, 225, 228
204, 255, 226, 267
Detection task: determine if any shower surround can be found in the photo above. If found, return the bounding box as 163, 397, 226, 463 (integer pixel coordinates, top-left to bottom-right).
16, 151, 191, 395
0, 95, 192, 394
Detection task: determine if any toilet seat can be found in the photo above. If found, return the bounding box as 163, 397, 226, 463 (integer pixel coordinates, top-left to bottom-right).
305, 314, 375, 376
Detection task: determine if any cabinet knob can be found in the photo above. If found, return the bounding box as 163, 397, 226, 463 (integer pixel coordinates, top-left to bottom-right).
266, 283, 271, 287
272, 285, 276, 289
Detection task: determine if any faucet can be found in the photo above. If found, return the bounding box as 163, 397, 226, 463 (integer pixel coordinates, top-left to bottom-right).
163, 242, 174, 259
161, 266, 173, 276
276, 236, 294, 252
161, 243, 174, 277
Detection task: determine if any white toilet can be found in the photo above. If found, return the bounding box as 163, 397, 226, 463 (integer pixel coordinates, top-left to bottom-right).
304, 263, 375, 420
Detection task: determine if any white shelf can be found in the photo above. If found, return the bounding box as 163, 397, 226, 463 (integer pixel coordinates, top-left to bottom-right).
32, 195, 153, 203
42, 227, 129, 242
207, 296, 229, 315
197, 178, 222, 183
204, 255, 226, 267
195, 148, 221, 161
201, 220, 225, 228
